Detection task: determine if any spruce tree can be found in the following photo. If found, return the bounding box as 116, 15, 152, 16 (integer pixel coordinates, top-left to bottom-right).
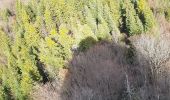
135, 0, 156, 31
124, 0, 144, 35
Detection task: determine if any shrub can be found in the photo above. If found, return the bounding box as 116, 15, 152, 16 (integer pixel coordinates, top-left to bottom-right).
131, 33, 170, 100
131, 34, 170, 75
78, 36, 97, 52
31, 83, 61, 100
32, 42, 127, 100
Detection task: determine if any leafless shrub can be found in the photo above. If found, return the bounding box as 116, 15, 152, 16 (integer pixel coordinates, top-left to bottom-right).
31, 81, 62, 100
59, 40, 156, 100
31, 41, 128, 100
131, 34, 170, 73
131, 33, 170, 100
31, 37, 170, 100
154, 59, 170, 100
31, 40, 157, 100
60, 42, 127, 100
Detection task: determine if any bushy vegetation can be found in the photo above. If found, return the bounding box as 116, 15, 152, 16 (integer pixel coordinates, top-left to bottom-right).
0, 0, 169, 99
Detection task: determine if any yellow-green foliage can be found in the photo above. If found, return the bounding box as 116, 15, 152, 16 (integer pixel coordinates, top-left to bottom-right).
39, 25, 74, 71
0, 1, 42, 99
0, 0, 158, 99
103, 4, 119, 33
0, 9, 11, 22
165, 8, 170, 21
105, 0, 121, 27
119, 0, 155, 35
0, 32, 13, 100
11, 31, 41, 99
124, 0, 144, 35
84, 6, 97, 34
136, 0, 156, 31
0, 30, 10, 54
79, 36, 97, 52
0, 29, 24, 99
44, 6, 55, 31
73, 23, 97, 49
96, 18, 112, 40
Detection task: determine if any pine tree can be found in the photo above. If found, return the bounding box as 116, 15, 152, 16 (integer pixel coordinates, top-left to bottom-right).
8, 1, 42, 98
84, 6, 97, 34
39, 25, 74, 70
0, 28, 23, 99
124, 0, 144, 35
0, 0, 160, 99
135, 0, 156, 31
103, 4, 121, 42
105, 0, 121, 27
165, 8, 170, 21
44, 5, 55, 32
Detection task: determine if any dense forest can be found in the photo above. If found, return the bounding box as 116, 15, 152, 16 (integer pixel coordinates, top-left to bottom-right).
0, 0, 170, 100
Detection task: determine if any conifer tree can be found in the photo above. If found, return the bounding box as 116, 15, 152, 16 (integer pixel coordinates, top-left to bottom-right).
44, 5, 55, 32
135, 0, 156, 31
84, 6, 97, 34
0, 0, 161, 99
124, 0, 144, 35
0, 29, 23, 99
39, 25, 74, 70
105, 0, 121, 27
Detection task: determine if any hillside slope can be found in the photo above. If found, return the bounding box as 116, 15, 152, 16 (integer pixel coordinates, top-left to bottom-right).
0, 0, 170, 100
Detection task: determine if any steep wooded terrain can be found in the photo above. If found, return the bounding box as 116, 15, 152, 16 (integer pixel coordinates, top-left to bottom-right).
0, 0, 170, 100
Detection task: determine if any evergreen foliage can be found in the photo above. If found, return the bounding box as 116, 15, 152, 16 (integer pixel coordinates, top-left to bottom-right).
0, 0, 158, 99
165, 8, 170, 21
125, 0, 144, 35
135, 0, 156, 31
